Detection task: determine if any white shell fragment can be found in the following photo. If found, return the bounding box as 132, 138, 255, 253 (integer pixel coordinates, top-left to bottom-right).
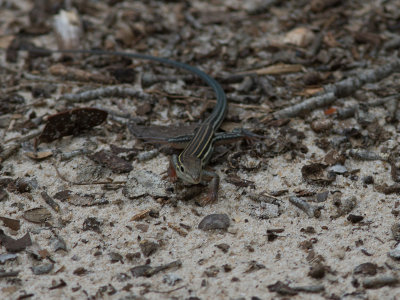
53, 10, 83, 50
283, 27, 315, 47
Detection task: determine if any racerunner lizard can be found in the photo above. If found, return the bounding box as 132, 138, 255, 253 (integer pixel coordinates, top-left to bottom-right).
12, 46, 254, 205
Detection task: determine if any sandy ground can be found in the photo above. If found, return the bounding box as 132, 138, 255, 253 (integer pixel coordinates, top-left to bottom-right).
1, 0, 400, 299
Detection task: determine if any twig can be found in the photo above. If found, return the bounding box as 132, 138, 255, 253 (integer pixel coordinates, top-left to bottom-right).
274, 58, 400, 119
149, 90, 269, 111
289, 196, 321, 218
4, 128, 42, 144
347, 149, 389, 161
148, 285, 187, 294
0, 270, 19, 278
60, 86, 155, 103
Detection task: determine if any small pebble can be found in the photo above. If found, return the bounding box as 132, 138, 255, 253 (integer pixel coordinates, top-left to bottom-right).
310, 119, 333, 133
198, 214, 230, 231
109, 252, 124, 263
328, 164, 347, 174
363, 275, 398, 289
347, 214, 364, 223
139, 239, 159, 257
308, 263, 325, 279
163, 273, 182, 286
215, 243, 230, 253
391, 223, 400, 241
130, 265, 151, 277
0, 253, 17, 264
316, 191, 328, 202
363, 176, 374, 185
31, 263, 54, 275
52, 235, 67, 252
353, 263, 378, 276
388, 243, 400, 260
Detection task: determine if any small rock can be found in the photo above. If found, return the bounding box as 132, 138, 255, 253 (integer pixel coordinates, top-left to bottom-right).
0, 253, 17, 264
267, 281, 298, 296
198, 214, 230, 231
363, 275, 399, 289
126, 252, 141, 262
135, 223, 149, 232
316, 191, 329, 202
31, 263, 54, 275
109, 252, 124, 263
347, 214, 364, 223
215, 243, 230, 253
310, 119, 333, 133
82, 217, 102, 233
130, 265, 152, 277
73, 267, 88, 276
139, 240, 159, 257
203, 265, 219, 277
334, 196, 357, 217
308, 263, 325, 279
388, 243, 400, 260
363, 176, 374, 185
52, 235, 67, 252
328, 164, 347, 174
353, 263, 378, 276
283, 27, 316, 48
391, 223, 400, 241
163, 273, 182, 286
15, 178, 34, 193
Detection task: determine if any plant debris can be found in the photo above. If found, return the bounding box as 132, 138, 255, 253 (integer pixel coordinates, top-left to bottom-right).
2, 0, 400, 298
37, 108, 107, 144
0, 216, 20, 231
23, 207, 52, 224
89, 150, 132, 173
0, 230, 32, 252
130, 260, 182, 278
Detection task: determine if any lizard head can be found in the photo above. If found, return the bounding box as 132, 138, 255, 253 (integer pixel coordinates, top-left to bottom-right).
172, 154, 203, 184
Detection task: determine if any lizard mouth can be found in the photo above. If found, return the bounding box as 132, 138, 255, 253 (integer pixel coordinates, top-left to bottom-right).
185, 174, 202, 184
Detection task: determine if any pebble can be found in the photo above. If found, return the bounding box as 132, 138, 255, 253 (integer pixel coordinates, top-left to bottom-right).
198, 214, 230, 231
31, 263, 54, 275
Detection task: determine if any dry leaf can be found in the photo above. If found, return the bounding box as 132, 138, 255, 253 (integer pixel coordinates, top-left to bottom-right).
23, 207, 52, 223
249, 64, 303, 75
25, 151, 53, 161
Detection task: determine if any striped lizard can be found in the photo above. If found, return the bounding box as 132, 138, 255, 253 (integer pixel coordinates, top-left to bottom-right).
12, 46, 255, 205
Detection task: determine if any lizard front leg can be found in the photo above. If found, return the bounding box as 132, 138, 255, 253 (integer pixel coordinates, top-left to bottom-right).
199, 170, 220, 206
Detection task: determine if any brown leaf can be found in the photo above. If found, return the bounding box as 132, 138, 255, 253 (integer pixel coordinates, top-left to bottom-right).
49, 64, 111, 84
0, 216, 20, 231
89, 150, 132, 173
301, 163, 335, 185
25, 151, 53, 161
38, 107, 107, 144
68, 193, 108, 207
0, 230, 32, 252
53, 190, 73, 201
23, 207, 52, 224
375, 183, 400, 194
41, 191, 60, 212
249, 63, 303, 75
225, 174, 255, 188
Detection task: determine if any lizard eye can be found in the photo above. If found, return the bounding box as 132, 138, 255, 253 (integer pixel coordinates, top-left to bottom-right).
180, 165, 185, 173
